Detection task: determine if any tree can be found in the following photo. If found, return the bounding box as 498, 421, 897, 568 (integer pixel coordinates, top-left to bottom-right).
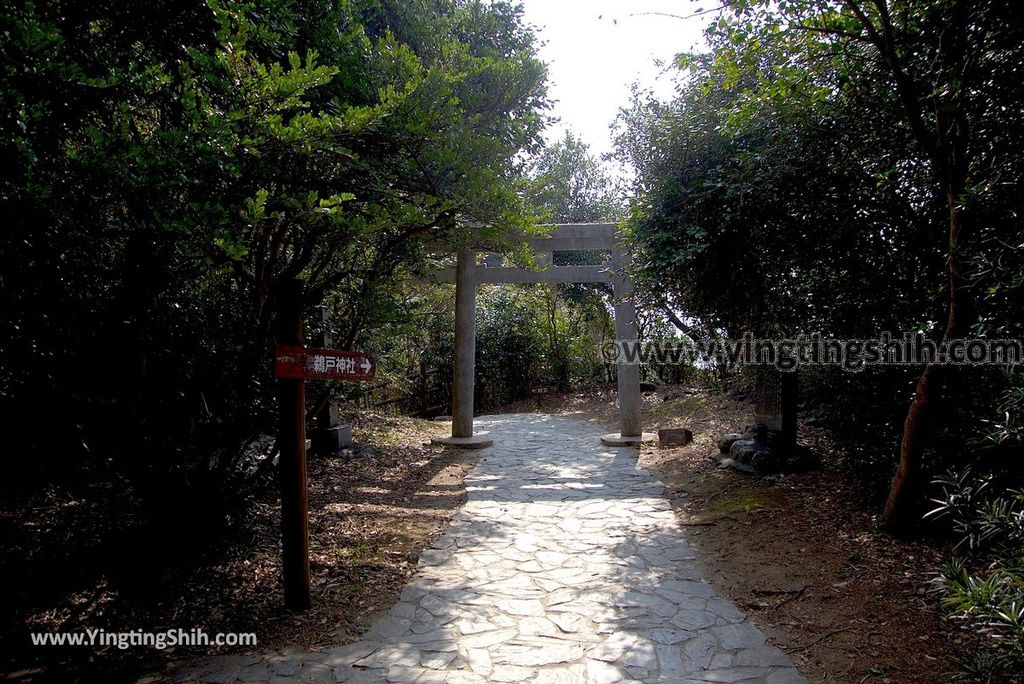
704, 0, 1024, 528
521, 132, 622, 388
616, 0, 1024, 527
615, 41, 934, 338
0, 0, 550, 517
526, 130, 621, 223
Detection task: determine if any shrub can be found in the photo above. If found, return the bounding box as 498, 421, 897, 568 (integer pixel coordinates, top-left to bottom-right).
929, 468, 1024, 678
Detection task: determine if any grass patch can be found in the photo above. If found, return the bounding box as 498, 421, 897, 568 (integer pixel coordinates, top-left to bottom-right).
694, 490, 775, 523
348, 412, 446, 448
335, 540, 373, 561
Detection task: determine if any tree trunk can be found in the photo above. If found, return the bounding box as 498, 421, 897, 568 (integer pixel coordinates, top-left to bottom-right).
882, 183, 967, 529
883, 362, 940, 528
831, 0, 973, 530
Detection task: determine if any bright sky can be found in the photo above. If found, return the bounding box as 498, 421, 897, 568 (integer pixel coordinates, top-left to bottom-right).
519, 1, 711, 160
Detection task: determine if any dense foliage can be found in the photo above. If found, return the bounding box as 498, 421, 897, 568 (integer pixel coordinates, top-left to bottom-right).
0, 0, 549, 522
410, 283, 610, 413
930, 469, 1024, 677
5, 0, 1021, 674
615, 0, 1024, 498
526, 130, 621, 224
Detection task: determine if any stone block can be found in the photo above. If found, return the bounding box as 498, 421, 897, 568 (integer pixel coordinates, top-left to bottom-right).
717, 433, 743, 453
750, 448, 782, 472
729, 439, 760, 464
658, 427, 693, 447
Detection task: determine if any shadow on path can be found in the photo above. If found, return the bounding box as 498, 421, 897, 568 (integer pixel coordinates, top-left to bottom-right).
174, 414, 805, 683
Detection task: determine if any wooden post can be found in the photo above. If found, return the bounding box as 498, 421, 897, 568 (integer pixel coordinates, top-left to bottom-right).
276, 279, 310, 611
420, 361, 429, 418
780, 371, 798, 457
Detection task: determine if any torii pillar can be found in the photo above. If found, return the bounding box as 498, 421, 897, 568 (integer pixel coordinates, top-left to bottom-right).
599, 248, 655, 447
431, 247, 494, 449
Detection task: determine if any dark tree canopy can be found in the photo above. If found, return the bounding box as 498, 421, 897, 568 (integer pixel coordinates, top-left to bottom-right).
0, 0, 550, 513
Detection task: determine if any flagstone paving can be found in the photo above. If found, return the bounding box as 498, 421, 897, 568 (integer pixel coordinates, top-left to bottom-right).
173, 414, 805, 683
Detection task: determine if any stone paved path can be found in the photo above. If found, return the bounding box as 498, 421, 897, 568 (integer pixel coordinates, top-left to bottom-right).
174, 414, 805, 683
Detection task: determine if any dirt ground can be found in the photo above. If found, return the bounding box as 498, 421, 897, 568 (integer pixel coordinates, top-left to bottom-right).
1, 413, 474, 682
507, 388, 969, 683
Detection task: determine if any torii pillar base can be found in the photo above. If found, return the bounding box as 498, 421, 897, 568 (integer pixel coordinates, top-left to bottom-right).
600, 433, 656, 447
431, 433, 494, 450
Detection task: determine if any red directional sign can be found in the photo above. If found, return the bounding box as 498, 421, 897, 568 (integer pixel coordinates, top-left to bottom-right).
274, 345, 376, 381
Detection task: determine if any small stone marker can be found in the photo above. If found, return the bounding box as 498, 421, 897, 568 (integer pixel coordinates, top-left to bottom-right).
312, 424, 352, 454
311, 304, 352, 455
658, 427, 693, 447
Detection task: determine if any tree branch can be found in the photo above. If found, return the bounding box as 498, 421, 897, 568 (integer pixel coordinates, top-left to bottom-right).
841, 0, 939, 160
627, 5, 728, 22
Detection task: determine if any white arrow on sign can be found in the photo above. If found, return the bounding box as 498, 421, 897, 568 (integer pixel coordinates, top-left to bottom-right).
361, 358, 373, 374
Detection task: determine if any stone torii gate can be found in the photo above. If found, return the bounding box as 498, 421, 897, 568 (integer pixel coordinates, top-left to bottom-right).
428, 223, 655, 448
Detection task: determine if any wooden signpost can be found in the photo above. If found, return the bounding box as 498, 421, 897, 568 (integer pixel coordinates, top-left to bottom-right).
274, 345, 376, 382
274, 279, 376, 611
